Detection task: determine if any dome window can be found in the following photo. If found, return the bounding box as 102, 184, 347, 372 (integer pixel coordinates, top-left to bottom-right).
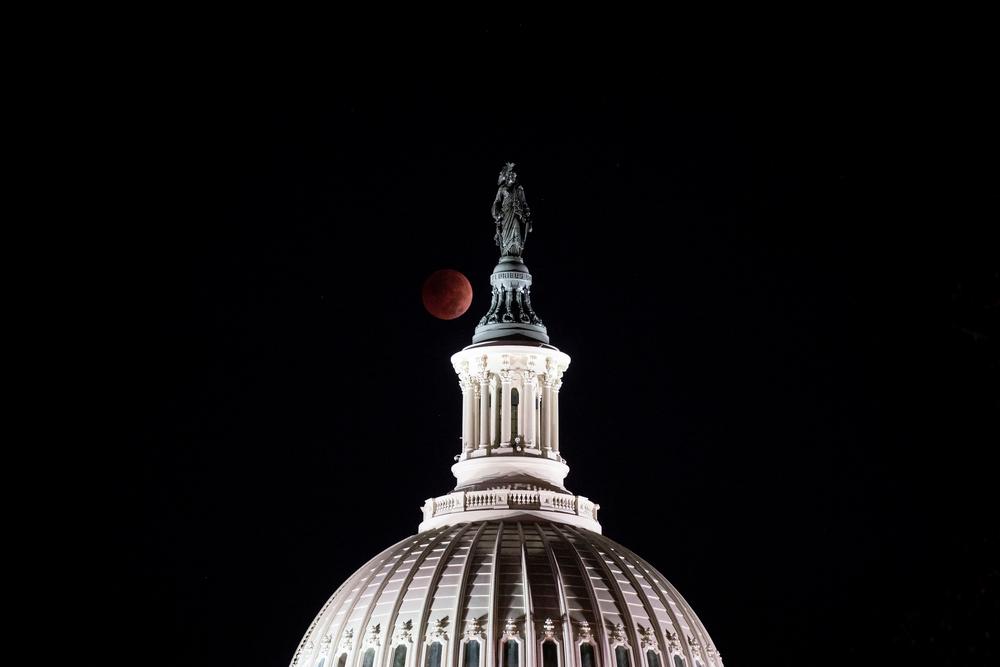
579, 643, 597, 667
541, 640, 558, 667
510, 388, 520, 441
462, 639, 480, 667
392, 645, 407, 667
425, 641, 443, 667
502, 638, 519, 667
646, 651, 661, 667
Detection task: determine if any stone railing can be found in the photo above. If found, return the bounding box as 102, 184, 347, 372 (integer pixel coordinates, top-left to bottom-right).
421, 489, 600, 524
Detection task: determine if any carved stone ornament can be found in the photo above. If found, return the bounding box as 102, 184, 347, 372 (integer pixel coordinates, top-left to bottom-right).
465, 618, 485, 640
576, 620, 593, 640
365, 624, 382, 647
395, 620, 414, 644
687, 635, 701, 653
304, 640, 315, 652
664, 630, 681, 652
320, 633, 333, 652
340, 628, 354, 651
427, 618, 448, 642
542, 617, 557, 640
638, 625, 658, 651
610, 622, 629, 646
504, 618, 520, 638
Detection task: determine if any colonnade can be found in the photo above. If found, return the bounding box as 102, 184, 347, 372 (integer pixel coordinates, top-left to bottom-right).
459, 370, 561, 455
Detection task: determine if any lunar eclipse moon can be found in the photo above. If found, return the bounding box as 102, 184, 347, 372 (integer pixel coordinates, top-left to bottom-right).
421, 269, 473, 320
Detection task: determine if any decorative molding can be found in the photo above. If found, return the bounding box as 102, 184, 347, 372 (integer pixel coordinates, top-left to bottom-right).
340, 628, 354, 652
638, 624, 658, 651
664, 630, 681, 653
542, 617, 557, 640
365, 624, 381, 648
503, 618, 520, 639
395, 620, 415, 645
610, 622, 629, 647
576, 620, 593, 641
464, 618, 485, 641
427, 618, 448, 643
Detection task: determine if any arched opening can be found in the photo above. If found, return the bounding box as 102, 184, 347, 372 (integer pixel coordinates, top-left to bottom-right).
510, 388, 519, 442
502, 640, 519, 667
425, 642, 443, 667
646, 651, 661, 667
580, 644, 597, 667
542, 640, 558, 667
337, 654, 347, 667
361, 648, 375, 667
463, 640, 480, 667
672, 656, 685, 667
615, 647, 631, 667
393, 645, 407, 667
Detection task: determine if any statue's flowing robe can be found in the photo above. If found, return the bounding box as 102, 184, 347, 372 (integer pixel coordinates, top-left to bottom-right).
494, 185, 527, 256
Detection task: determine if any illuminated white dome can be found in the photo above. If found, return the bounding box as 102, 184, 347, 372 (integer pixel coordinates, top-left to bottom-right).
290, 520, 721, 667
289, 166, 723, 667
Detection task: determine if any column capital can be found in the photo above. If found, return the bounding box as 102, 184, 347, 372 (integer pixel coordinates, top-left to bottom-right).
458, 372, 475, 391
524, 370, 538, 390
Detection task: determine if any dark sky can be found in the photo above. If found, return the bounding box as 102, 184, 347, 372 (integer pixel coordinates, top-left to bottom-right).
114, 67, 997, 667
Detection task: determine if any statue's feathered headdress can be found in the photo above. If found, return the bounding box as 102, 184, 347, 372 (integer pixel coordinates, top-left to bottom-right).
498, 162, 516, 185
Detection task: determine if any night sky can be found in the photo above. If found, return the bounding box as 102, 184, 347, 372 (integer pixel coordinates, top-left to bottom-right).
114, 73, 997, 667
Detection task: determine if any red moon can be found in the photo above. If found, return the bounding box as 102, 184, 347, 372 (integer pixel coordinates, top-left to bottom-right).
422, 269, 473, 320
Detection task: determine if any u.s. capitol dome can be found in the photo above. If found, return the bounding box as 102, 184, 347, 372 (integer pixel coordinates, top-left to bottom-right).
290, 164, 723, 667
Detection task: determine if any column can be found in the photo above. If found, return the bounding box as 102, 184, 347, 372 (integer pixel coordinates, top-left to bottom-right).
523, 373, 536, 448
461, 376, 474, 452
542, 379, 552, 452
535, 393, 542, 447
490, 378, 499, 447
478, 374, 490, 449
458, 377, 470, 452
515, 376, 524, 444
472, 383, 481, 452
551, 379, 561, 453
500, 370, 512, 447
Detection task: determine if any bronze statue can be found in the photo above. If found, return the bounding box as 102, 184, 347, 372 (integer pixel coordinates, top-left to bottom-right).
492, 162, 532, 257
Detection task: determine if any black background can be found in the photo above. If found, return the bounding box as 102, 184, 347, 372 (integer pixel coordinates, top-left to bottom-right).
109, 50, 998, 667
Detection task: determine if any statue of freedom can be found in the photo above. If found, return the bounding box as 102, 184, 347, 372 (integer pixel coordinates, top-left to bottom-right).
491, 162, 532, 258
